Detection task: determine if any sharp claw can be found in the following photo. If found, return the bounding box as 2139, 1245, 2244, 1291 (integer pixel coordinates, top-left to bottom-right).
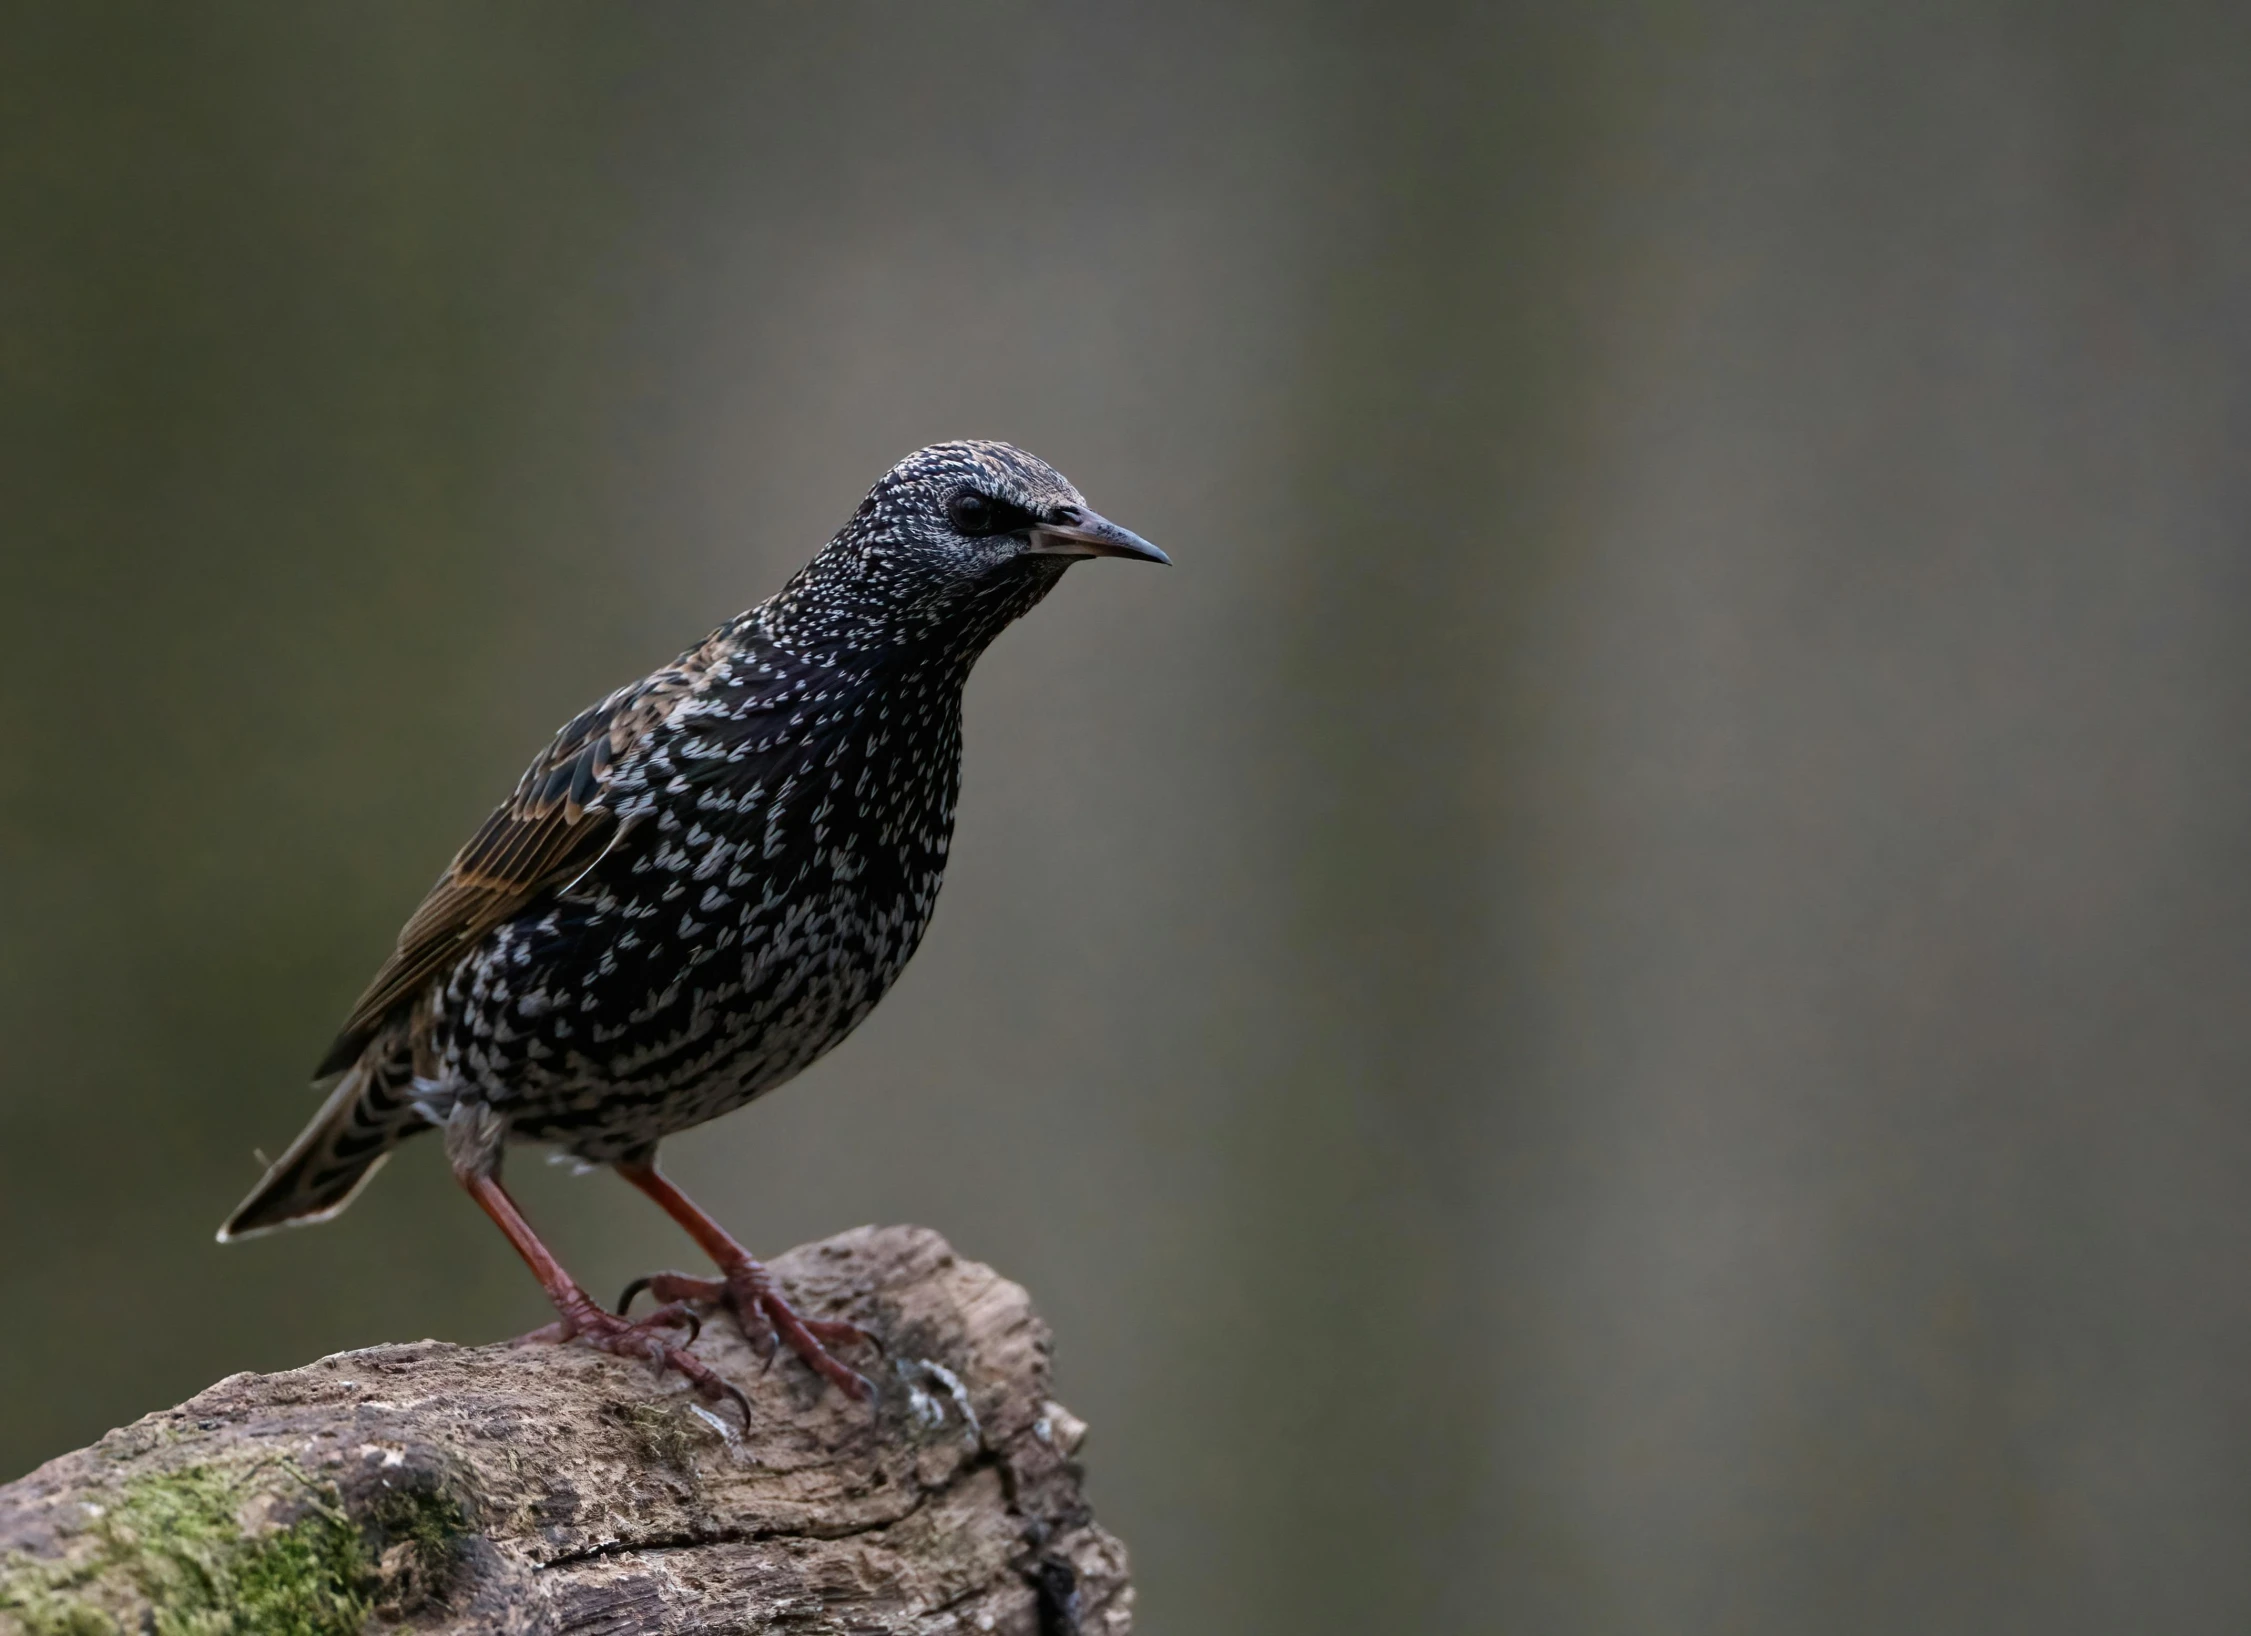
560, 1304, 752, 1426
640, 1300, 703, 1345
741, 1305, 780, 1361
619, 1260, 871, 1403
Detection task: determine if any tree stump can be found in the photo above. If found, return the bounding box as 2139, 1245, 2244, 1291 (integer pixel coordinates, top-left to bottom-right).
0, 1226, 1129, 1634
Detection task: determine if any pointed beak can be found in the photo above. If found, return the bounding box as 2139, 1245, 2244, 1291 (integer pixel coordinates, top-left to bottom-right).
1024, 506, 1170, 565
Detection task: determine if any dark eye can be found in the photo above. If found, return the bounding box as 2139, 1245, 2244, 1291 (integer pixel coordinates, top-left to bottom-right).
947, 490, 997, 535
946, 489, 1038, 537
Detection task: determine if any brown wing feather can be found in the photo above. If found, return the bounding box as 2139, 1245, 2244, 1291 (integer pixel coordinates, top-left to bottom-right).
315, 806, 616, 1078
313, 655, 710, 1078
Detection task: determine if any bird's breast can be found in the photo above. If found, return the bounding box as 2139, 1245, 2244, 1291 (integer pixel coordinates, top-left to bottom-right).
446, 672, 969, 1115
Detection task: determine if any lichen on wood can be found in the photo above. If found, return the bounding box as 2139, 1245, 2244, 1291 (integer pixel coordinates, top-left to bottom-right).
0, 1227, 1129, 1635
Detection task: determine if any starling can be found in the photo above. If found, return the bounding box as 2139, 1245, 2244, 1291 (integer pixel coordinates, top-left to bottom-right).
220, 441, 1166, 1411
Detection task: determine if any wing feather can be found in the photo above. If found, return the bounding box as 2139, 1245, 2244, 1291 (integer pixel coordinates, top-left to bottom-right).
313, 667, 688, 1078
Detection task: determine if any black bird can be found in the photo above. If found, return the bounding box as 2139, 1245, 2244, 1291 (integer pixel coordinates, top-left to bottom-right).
220, 441, 1165, 1409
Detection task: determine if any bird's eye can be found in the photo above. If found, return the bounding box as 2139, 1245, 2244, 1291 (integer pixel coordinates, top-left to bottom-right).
947, 491, 996, 535
944, 489, 1040, 538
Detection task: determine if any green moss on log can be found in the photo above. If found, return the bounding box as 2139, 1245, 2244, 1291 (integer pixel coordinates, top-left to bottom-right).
0, 1459, 458, 1636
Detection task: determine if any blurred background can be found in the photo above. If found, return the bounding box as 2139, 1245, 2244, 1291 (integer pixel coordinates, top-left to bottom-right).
7, 3, 2251, 1631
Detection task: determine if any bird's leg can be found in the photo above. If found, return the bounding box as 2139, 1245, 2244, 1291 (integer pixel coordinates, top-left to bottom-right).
460, 1169, 749, 1421
613, 1160, 874, 1401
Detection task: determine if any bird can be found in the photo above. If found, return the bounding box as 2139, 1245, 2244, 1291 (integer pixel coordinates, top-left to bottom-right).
219, 440, 1166, 1413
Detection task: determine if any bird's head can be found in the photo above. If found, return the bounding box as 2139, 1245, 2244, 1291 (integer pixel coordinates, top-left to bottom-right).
771, 441, 1166, 654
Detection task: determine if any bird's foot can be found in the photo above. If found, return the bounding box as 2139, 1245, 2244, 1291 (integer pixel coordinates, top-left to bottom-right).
621, 1265, 876, 1401
528, 1295, 750, 1422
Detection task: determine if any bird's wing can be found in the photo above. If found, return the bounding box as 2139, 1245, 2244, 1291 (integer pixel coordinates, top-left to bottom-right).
315, 665, 699, 1078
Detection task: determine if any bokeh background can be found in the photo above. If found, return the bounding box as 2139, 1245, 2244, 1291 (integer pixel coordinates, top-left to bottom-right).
8, 4, 2251, 1631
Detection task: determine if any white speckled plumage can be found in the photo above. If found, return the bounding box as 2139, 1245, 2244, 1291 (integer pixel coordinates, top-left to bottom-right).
223, 440, 1160, 1238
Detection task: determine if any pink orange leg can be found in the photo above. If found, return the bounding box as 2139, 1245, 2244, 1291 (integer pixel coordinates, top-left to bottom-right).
614, 1160, 873, 1401
462, 1169, 748, 1420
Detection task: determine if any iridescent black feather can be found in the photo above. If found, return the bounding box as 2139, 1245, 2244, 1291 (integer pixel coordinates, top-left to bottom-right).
223, 441, 1159, 1238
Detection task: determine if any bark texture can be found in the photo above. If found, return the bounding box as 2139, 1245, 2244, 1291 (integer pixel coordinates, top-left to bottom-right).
0, 1226, 1129, 1635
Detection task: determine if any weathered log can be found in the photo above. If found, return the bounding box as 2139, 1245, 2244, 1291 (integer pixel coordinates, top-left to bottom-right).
0, 1226, 1129, 1634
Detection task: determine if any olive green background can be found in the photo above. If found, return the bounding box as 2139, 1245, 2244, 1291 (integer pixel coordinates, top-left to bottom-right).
7, 5, 2251, 1631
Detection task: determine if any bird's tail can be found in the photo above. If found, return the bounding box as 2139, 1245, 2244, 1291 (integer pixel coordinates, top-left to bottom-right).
217, 1039, 425, 1241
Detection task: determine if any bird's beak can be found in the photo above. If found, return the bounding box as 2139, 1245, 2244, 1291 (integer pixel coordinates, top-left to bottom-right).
1024, 507, 1170, 565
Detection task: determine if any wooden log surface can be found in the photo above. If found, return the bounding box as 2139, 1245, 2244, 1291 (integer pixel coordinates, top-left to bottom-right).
0, 1226, 1130, 1635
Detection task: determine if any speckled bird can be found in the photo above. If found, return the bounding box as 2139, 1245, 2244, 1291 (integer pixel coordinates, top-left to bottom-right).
221, 441, 1166, 1410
